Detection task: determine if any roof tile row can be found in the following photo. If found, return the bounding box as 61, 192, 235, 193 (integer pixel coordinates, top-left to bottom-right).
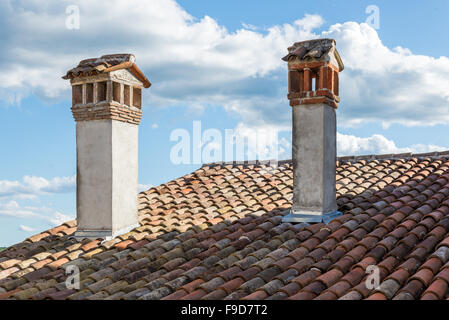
1, 155, 449, 300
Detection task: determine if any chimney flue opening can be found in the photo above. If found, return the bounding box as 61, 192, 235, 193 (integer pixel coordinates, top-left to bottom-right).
97, 81, 107, 102
72, 85, 82, 105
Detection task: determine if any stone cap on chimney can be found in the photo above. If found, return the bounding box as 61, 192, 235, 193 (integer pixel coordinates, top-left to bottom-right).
282, 38, 344, 71
62, 53, 151, 88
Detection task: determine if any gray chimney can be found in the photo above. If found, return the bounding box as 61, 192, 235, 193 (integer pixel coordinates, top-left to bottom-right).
281, 39, 344, 224
63, 54, 151, 239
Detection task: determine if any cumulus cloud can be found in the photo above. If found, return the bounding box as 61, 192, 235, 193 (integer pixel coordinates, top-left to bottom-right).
138, 184, 154, 192
0, 1, 311, 102
0, 174, 152, 223
0, 174, 76, 229
0, 175, 75, 199
1, 0, 448, 129
229, 122, 287, 162
0, 0, 318, 126
238, 130, 445, 159
48, 211, 73, 226
0, 200, 39, 219
19, 224, 36, 232
0, 200, 74, 225
326, 23, 449, 127
336, 132, 446, 156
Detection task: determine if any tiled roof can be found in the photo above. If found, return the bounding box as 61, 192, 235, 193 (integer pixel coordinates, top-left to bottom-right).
2, 151, 449, 300
62, 53, 151, 88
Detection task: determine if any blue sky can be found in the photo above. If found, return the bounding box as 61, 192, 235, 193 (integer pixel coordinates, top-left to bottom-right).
1, 0, 449, 246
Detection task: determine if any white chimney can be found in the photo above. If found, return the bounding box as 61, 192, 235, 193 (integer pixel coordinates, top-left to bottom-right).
281, 39, 344, 224
63, 54, 151, 239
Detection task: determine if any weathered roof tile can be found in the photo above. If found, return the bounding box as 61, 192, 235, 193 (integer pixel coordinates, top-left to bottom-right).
2, 154, 449, 300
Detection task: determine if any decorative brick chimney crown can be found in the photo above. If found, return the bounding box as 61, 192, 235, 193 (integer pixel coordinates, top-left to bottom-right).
63, 54, 151, 125
63, 54, 150, 239
282, 39, 344, 224
283, 38, 343, 108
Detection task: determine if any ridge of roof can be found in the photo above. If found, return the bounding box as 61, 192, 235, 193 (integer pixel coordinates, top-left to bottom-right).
338, 150, 449, 162
201, 150, 449, 168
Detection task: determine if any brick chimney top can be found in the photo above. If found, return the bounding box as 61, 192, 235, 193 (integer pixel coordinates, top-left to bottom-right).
63, 53, 151, 88
283, 38, 343, 109
282, 38, 344, 71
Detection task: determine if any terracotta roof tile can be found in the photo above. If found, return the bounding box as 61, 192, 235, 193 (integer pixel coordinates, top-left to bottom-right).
2, 154, 449, 300
422, 278, 448, 299
288, 291, 317, 300
366, 292, 388, 300
181, 288, 207, 300
201, 289, 227, 300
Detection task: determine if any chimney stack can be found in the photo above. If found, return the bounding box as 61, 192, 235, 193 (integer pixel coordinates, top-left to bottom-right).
281, 39, 344, 224
63, 54, 151, 239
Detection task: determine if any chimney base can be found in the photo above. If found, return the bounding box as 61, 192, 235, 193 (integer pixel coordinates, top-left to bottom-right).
282, 209, 341, 224
73, 223, 139, 240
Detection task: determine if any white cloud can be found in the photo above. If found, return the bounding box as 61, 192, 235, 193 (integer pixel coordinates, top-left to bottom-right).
0, 200, 39, 219
222, 123, 286, 163
1, 1, 447, 129
0, 174, 152, 225
337, 132, 446, 156
0, 174, 76, 229
241, 23, 258, 31
19, 224, 36, 232
151, 123, 159, 129
0, 175, 75, 199
48, 211, 73, 226
138, 184, 153, 192
0, 200, 74, 226
236, 130, 445, 158
0, 1, 317, 110
326, 22, 449, 127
